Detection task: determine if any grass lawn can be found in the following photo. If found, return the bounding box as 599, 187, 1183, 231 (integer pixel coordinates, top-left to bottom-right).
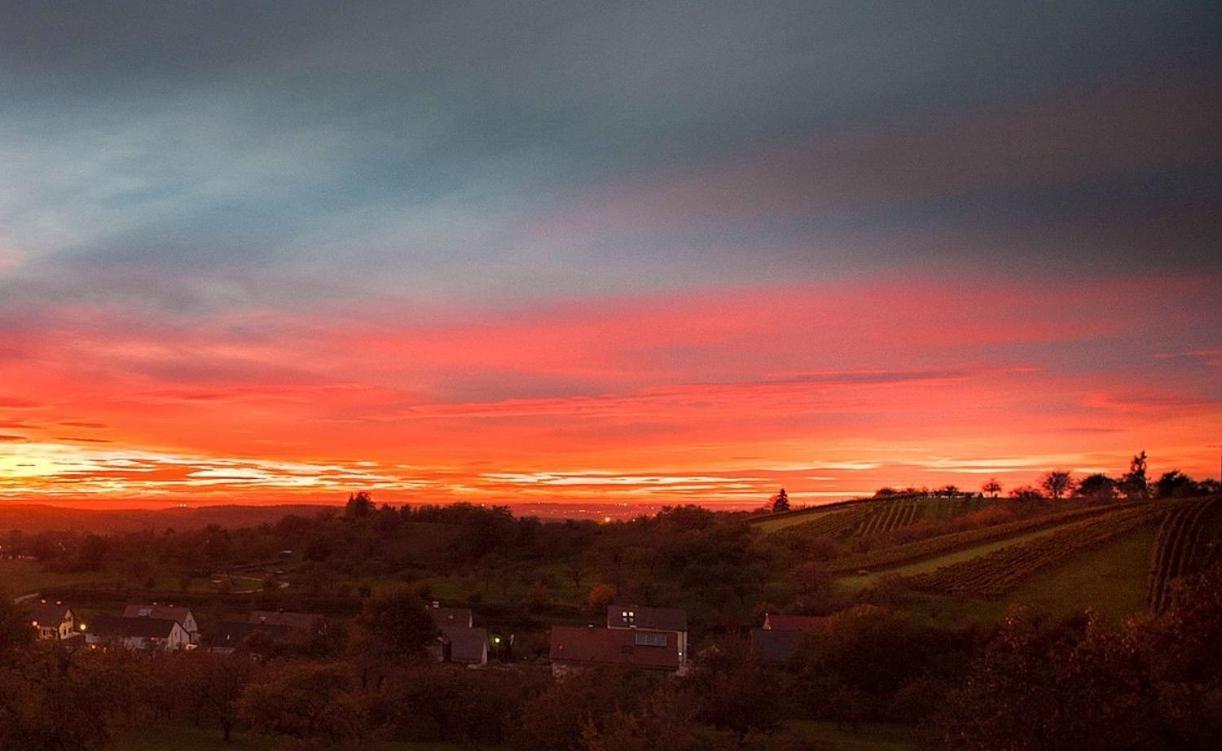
923, 524, 1156, 625
120, 724, 271, 750
0, 559, 120, 597
999, 523, 1156, 619
789, 720, 920, 750
124, 724, 479, 750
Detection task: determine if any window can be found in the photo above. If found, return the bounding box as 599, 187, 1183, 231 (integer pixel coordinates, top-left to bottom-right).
634, 632, 667, 647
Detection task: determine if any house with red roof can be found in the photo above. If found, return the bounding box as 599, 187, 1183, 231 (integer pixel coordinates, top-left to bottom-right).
606, 604, 689, 670
549, 624, 683, 678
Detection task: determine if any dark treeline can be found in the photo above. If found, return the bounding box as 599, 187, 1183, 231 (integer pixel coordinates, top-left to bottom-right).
875, 453, 1219, 503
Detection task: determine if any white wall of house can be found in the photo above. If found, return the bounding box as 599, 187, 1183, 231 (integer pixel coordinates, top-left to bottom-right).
33, 611, 75, 641
84, 622, 191, 651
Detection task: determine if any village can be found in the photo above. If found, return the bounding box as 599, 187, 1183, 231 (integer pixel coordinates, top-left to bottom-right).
23, 595, 823, 676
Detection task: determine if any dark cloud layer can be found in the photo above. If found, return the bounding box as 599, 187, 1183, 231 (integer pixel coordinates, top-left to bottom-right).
1, 1, 1220, 320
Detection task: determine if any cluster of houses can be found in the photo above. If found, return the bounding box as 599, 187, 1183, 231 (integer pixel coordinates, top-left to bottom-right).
28, 600, 203, 651
23, 598, 491, 666
546, 606, 825, 675
28, 596, 822, 672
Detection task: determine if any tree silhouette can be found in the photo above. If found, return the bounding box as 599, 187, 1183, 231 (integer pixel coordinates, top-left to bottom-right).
1009, 486, 1043, 501
770, 488, 791, 512
982, 479, 1002, 498
344, 491, 375, 518
1075, 473, 1117, 500
1154, 470, 1198, 498
1040, 471, 1074, 500
1120, 451, 1149, 499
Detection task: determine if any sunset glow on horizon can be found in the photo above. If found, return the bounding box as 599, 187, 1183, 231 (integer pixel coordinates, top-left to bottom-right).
1, 2, 1219, 508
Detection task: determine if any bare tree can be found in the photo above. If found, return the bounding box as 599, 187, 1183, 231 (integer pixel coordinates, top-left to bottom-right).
1040, 470, 1074, 500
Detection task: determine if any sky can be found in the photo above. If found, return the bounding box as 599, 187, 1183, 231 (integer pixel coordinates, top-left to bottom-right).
1, 1, 1220, 508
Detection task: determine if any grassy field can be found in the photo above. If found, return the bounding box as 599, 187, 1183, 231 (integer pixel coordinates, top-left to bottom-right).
1000, 523, 1156, 619
0, 558, 120, 597
921, 524, 1157, 624
131, 721, 919, 751
124, 724, 474, 750
789, 720, 919, 750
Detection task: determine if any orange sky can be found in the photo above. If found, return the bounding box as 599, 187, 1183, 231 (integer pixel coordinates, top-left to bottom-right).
2, 274, 1218, 508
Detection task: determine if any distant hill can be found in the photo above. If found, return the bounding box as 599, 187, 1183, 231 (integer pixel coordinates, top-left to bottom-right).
0, 499, 696, 533
0, 503, 336, 533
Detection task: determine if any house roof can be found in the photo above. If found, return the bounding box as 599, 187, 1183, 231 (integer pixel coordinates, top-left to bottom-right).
439, 625, 488, 663
606, 605, 687, 632
248, 610, 324, 631
123, 604, 195, 627
28, 600, 71, 625
428, 605, 473, 629
90, 615, 182, 639
215, 621, 292, 647
550, 626, 681, 670
762, 613, 828, 632
750, 627, 807, 664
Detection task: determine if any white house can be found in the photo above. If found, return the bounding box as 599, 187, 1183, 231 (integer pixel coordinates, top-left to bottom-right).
86, 615, 191, 651
123, 603, 200, 644
28, 600, 77, 640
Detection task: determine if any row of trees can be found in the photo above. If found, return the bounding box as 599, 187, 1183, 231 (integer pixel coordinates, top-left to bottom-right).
862, 453, 1218, 504
988, 452, 1219, 501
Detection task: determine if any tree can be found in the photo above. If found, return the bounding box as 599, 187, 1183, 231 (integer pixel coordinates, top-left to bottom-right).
1154, 470, 1199, 499
687, 637, 781, 743
239, 662, 369, 744
1120, 451, 1149, 499
344, 491, 375, 518
0, 597, 33, 664
1074, 473, 1117, 500
181, 652, 255, 743
354, 587, 438, 661
586, 583, 616, 614
513, 667, 660, 751
75, 534, 108, 571
932, 568, 1222, 751
771, 488, 791, 513
982, 479, 1002, 498
1040, 471, 1074, 500
580, 691, 705, 751
1009, 486, 1043, 501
